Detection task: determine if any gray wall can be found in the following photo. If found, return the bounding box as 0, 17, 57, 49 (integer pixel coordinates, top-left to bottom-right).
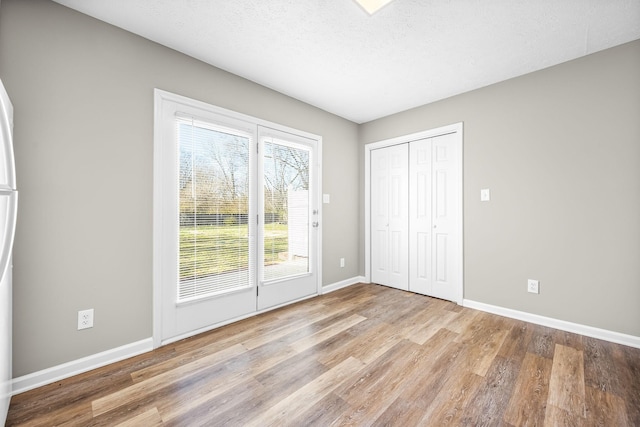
0, 0, 360, 376
360, 40, 640, 337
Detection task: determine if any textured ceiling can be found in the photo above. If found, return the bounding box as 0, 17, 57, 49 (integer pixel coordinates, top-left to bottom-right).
52, 0, 640, 123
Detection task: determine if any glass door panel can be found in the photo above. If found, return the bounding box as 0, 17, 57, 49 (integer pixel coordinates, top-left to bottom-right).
262, 139, 310, 281
178, 119, 253, 300
258, 127, 318, 310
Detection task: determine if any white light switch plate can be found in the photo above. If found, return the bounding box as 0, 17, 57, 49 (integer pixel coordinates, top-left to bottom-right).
323, 194, 330, 204
480, 188, 490, 201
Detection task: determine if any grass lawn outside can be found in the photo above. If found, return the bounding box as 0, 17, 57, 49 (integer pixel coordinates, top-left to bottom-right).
179, 223, 289, 280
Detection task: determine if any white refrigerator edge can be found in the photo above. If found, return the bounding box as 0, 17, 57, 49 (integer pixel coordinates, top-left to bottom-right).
0, 77, 18, 424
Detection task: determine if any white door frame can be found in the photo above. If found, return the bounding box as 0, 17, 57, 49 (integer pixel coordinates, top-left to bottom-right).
364, 122, 464, 304
153, 89, 323, 348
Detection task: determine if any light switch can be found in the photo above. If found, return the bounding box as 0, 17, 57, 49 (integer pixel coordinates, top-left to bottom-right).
323, 194, 330, 204
480, 188, 490, 201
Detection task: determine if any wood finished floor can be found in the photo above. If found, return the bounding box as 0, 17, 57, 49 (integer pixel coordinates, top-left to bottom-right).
7, 283, 640, 426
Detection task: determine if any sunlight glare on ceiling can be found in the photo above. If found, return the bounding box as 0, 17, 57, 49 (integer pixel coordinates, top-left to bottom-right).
353, 0, 395, 15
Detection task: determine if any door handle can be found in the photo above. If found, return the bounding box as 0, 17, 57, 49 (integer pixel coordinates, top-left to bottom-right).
312, 222, 319, 228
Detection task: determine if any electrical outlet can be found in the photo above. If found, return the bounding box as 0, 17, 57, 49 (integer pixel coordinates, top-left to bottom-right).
527, 279, 539, 294
340, 258, 345, 268
78, 309, 94, 330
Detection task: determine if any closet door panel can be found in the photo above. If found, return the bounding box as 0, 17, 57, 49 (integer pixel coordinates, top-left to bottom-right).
371, 150, 389, 285
388, 144, 409, 290
431, 133, 457, 301
409, 139, 432, 294
371, 144, 408, 290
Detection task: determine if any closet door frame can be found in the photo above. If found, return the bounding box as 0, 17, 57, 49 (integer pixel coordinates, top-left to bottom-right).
364, 122, 463, 304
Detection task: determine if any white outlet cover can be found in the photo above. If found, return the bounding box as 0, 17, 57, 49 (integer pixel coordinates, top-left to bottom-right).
78, 308, 94, 330
527, 279, 540, 294
480, 188, 491, 201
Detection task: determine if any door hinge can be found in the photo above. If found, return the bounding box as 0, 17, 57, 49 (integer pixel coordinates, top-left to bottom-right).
257, 214, 259, 225
256, 286, 259, 296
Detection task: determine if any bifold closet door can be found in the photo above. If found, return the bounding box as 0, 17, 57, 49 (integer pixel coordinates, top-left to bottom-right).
370, 144, 409, 291
409, 134, 457, 301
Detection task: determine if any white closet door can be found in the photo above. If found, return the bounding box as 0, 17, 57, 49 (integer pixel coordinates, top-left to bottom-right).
409, 134, 457, 301
371, 144, 409, 290
370, 147, 389, 286
431, 133, 457, 301
409, 138, 432, 295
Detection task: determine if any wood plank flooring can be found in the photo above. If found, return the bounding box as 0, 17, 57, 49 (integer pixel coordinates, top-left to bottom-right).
7, 283, 640, 426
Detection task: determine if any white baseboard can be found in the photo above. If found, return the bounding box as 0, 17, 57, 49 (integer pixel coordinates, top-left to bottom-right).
322, 276, 365, 294
463, 299, 640, 349
12, 338, 153, 395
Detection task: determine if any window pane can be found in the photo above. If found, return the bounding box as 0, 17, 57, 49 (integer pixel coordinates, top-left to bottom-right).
178, 119, 251, 301
263, 139, 310, 281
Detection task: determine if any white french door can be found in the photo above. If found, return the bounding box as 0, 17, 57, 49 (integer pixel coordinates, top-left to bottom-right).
257, 127, 318, 310
154, 90, 320, 345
